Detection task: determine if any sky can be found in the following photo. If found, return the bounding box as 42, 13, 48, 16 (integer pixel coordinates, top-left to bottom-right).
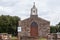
0, 0, 60, 26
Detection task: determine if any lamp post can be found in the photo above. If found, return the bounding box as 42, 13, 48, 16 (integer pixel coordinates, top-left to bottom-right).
58, 25, 59, 33
57, 25, 60, 33
57, 25, 60, 39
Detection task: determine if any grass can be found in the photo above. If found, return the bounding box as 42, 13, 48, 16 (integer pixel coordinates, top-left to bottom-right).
11, 36, 17, 40
11, 37, 47, 40
39, 38, 47, 40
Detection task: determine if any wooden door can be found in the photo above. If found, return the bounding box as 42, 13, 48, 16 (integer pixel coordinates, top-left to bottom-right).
30, 22, 38, 36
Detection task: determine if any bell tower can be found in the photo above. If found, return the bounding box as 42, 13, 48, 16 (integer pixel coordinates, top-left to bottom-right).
30, 2, 38, 17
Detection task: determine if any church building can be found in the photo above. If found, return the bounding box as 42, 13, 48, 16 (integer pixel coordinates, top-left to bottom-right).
18, 2, 50, 40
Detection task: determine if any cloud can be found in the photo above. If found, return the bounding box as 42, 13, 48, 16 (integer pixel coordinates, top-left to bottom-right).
0, 0, 60, 26
0, 0, 19, 7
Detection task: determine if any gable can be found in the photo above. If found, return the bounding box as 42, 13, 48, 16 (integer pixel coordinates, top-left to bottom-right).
20, 17, 50, 24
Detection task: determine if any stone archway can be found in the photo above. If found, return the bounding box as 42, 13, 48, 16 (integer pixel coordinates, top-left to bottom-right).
30, 22, 38, 37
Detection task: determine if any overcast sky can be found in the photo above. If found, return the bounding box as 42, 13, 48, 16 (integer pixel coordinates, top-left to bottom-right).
0, 0, 60, 26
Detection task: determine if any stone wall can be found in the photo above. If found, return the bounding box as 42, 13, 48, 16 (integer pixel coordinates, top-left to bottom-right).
57, 33, 60, 40
18, 16, 50, 37
48, 33, 57, 40
0, 33, 11, 40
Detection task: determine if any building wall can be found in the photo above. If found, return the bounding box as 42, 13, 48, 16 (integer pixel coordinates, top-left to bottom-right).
18, 16, 50, 38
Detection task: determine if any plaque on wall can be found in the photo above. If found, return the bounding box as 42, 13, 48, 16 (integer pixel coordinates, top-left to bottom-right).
17, 27, 21, 32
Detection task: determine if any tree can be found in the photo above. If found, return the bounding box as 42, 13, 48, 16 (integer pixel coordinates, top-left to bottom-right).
50, 26, 57, 33
50, 22, 60, 33
56, 22, 60, 32
0, 15, 20, 36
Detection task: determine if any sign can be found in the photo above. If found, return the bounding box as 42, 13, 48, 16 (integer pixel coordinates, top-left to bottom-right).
18, 27, 21, 32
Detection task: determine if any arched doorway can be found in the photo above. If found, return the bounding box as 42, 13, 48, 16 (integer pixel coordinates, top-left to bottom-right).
30, 22, 38, 36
